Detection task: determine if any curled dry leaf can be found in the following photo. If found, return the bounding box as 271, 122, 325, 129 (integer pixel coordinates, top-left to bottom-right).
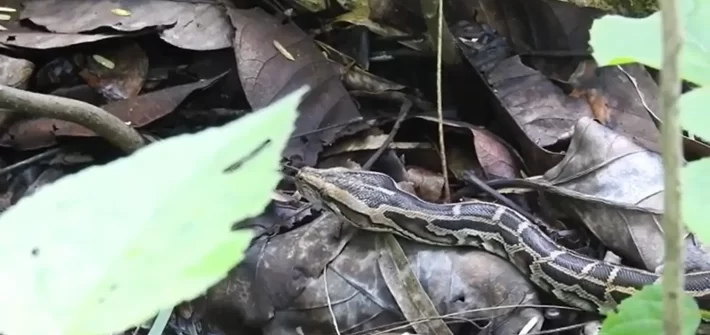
524, 117, 710, 272
485, 56, 588, 173
485, 57, 665, 175
566, 63, 661, 153
226, 6, 364, 167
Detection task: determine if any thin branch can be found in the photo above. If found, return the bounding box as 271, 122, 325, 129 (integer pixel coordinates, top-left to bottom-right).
0, 147, 62, 178
419, 0, 460, 66
435, 0, 450, 202
0, 85, 145, 153
658, 0, 684, 332
362, 98, 411, 170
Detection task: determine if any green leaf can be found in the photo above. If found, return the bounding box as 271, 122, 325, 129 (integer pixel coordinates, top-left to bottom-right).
0, 87, 306, 335
600, 284, 700, 335
680, 87, 710, 140
589, 0, 710, 86
682, 157, 710, 245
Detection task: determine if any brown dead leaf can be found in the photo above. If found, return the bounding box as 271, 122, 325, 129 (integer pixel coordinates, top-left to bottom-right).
21, 0, 177, 32
456, 3, 661, 162
0, 72, 226, 150
414, 116, 523, 180
0, 54, 33, 89
226, 7, 364, 167
583, 88, 610, 124
77, 39, 149, 101
522, 117, 710, 272
485, 56, 587, 174
456, 0, 604, 74
406, 167, 444, 203
20, 0, 232, 51
570, 63, 660, 153
205, 213, 542, 335
157, 3, 232, 51
54, 72, 227, 137
0, 31, 122, 49
470, 127, 522, 179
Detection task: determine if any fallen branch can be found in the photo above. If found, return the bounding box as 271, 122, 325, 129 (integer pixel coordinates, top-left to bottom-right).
0, 85, 145, 153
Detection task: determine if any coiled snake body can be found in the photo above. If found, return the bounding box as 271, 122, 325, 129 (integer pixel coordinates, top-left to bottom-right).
294, 167, 710, 317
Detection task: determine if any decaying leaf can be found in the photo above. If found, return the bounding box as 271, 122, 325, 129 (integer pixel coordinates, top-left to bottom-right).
20, 0, 232, 51
78, 40, 149, 101
0, 72, 227, 150
414, 116, 524, 180
519, 117, 710, 272
226, 7, 365, 166
485, 56, 591, 173
204, 212, 543, 335
0, 31, 122, 49
0, 54, 34, 89
54, 72, 228, 137
405, 167, 445, 203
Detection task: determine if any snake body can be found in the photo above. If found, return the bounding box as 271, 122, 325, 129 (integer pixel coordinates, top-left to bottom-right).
294, 166, 710, 315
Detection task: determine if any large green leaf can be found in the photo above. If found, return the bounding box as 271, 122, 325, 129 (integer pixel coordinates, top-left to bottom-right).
589, 0, 710, 86
0, 87, 306, 335
600, 284, 700, 335
679, 87, 710, 140
682, 157, 710, 245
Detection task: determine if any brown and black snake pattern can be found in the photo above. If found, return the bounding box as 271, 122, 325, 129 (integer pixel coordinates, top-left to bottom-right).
294, 167, 710, 316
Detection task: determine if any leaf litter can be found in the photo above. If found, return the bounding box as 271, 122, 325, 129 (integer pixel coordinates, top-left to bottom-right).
0, 0, 706, 335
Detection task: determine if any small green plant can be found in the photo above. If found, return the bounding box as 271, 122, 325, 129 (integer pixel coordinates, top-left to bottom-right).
589, 0, 709, 333
0, 87, 306, 335
601, 284, 700, 335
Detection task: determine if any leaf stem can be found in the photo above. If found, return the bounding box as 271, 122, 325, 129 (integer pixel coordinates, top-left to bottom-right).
658, 0, 684, 332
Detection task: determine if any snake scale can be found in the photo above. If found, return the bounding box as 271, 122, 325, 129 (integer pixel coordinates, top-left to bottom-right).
293, 166, 710, 317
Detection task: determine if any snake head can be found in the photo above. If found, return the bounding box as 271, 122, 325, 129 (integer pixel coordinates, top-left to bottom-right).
294, 167, 353, 207
295, 167, 399, 202
294, 167, 401, 230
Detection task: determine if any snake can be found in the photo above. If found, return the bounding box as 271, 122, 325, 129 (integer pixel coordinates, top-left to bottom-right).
293, 166, 710, 318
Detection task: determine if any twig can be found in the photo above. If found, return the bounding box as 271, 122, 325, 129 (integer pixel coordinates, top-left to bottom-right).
323, 269, 342, 335
0, 85, 145, 153
0, 147, 62, 178
419, 0, 460, 65
362, 99, 412, 170
658, 0, 684, 332
146, 308, 173, 335
435, 0, 450, 202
